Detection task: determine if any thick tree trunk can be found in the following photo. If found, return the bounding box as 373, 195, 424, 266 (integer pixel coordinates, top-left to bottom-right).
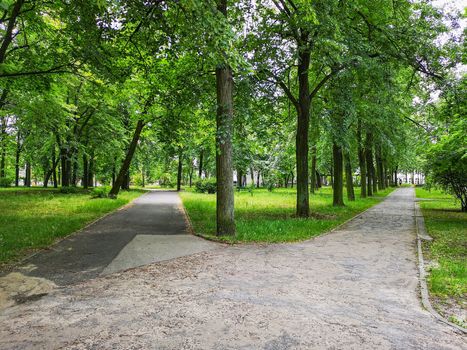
121, 171, 130, 190
215, 1, 235, 236
177, 151, 183, 192
109, 119, 145, 197
345, 151, 355, 201
256, 171, 260, 188
295, 48, 311, 217
332, 143, 344, 206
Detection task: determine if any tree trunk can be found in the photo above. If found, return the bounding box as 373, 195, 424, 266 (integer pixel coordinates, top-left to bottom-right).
52, 148, 58, 188
310, 146, 317, 194
15, 132, 21, 186
109, 119, 145, 197
198, 149, 203, 178
290, 171, 294, 188
295, 47, 311, 217
365, 136, 373, 197
332, 143, 344, 206
256, 171, 260, 188
345, 151, 355, 201
24, 161, 31, 187
88, 153, 94, 187
121, 171, 130, 190
82, 154, 89, 188
142, 168, 145, 188
237, 169, 243, 189
215, 1, 235, 236
0, 117, 6, 178
177, 151, 183, 192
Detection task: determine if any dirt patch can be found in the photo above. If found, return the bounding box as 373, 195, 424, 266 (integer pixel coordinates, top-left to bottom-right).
0, 272, 56, 310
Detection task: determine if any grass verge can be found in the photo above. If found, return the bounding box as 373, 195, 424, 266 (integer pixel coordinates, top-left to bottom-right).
180, 186, 394, 243
0, 187, 145, 268
416, 187, 466, 327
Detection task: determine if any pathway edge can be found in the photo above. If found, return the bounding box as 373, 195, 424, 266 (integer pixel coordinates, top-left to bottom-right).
2, 190, 150, 274
414, 198, 467, 334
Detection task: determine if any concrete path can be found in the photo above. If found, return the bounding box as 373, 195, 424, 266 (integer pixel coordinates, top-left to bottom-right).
0, 188, 465, 349
5, 190, 218, 286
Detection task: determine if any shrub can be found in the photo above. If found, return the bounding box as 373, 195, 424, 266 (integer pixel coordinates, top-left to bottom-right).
425, 120, 467, 211
0, 177, 12, 188
195, 179, 217, 194
159, 173, 174, 188
91, 186, 109, 198
59, 186, 80, 194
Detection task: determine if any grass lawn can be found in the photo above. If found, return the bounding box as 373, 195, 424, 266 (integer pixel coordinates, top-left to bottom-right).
0, 187, 144, 268
416, 187, 466, 326
180, 186, 394, 243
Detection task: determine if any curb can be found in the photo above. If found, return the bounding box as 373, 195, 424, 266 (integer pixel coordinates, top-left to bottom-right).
413, 195, 467, 334
1, 190, 149, 274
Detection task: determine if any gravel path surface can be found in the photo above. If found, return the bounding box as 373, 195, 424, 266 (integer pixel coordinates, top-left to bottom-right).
0, 188, 465, 349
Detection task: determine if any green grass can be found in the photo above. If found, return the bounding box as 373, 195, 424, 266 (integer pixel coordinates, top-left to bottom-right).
180, 186, 394, 243
0, 187, 145, 267
416, 187, 466, 324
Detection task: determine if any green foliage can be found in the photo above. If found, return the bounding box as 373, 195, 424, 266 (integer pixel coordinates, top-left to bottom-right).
425, 119, 467, 211
159, 173, 175, 188
194, 179, 217, 194
90, 187, 109, 198
0, 177, 12, 188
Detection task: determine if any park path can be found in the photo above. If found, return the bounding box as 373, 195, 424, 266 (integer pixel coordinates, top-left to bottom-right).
0, 188, 465, 349
2, 190, 218, 286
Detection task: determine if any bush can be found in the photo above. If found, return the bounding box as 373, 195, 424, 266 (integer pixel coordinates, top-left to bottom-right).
59, 186, 81, 194
159, 173, 174, 188
425, 120, 467, 211
195, 179, 217, 194
0, 177, 12, 188
91, 186, 109, 198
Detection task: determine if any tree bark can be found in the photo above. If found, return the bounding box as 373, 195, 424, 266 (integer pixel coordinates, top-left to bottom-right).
0, 117, 6, 178
215, 0, 235, 236
332, 143, 344, 206
82, 154, 89, 188
295, 46, 311, 217
237, 169, 243, 189
15, 132, 21, 186
177, 151, 183, 192
310, 148, 317, 194
109, 119, 145, 197
256, 171, 260, 188
365, 133, 373, 196
0, 0, 24, 65
198, 149, 203, 178
344, 151, 355, 201
24, 161, 31, 187
52, 148, 58, 188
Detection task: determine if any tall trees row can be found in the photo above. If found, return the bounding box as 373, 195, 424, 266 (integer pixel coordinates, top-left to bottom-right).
0, 0, 463, 233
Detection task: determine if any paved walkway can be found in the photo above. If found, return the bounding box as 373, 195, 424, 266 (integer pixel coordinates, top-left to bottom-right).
4, 190, 217, 285
0, 188, 465, 349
